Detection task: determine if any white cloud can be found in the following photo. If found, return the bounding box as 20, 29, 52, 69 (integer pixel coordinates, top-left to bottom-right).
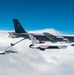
0, 29, 74, 75
29, 28, 61, 35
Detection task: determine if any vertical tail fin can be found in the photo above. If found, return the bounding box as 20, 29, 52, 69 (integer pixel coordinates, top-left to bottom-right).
28, 34, 45, 44
13, 19, 27, 33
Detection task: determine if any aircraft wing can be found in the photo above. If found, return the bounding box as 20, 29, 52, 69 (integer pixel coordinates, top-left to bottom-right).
43, 32, 68, 43
43, 32, 56, 42
43, 32, 57, 37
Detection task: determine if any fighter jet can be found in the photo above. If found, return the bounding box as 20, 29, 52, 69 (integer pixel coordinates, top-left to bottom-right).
28, 33, 67, 51
0, 50, 17, 55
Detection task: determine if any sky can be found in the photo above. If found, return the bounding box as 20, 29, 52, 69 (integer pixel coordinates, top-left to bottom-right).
0, 0, 74, 33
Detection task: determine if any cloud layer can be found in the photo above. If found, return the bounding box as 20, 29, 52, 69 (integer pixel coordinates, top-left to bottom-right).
0, 29, 74, 75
